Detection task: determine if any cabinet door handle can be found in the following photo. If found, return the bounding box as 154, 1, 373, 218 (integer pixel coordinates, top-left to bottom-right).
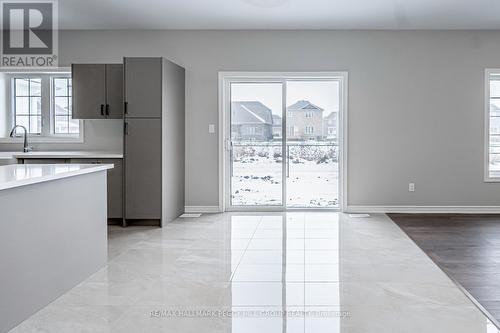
124, 122, 128, 135
100, 104, 104, 116
124, 101, 128, 115
106, 104, 110, 116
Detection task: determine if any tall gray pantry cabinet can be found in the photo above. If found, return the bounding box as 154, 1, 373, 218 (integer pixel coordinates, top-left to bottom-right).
123, 57, 185, 226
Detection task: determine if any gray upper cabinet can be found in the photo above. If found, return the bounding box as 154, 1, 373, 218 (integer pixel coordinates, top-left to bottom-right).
105, 64, 124, 119
72, 63, 123, 119
72, 64, 106, 119
124, 57, 162, 118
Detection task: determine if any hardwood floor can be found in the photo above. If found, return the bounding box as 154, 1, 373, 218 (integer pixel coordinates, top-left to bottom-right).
389, 213, 500, 325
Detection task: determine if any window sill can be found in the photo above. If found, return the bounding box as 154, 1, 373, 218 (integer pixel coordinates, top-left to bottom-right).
0, 136, 84, 144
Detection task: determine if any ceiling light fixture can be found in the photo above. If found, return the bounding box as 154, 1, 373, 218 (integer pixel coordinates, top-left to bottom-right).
241, 0, 290, 8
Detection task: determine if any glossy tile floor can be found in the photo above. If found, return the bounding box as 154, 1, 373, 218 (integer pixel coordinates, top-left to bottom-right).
10, 213, 500, 332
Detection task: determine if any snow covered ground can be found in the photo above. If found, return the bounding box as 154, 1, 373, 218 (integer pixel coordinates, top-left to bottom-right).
230, 144, 338, 207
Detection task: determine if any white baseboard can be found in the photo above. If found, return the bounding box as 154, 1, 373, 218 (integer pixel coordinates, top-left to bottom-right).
184, 205, 500, 214
184, 206, 221, 213
346, 205, 500, 214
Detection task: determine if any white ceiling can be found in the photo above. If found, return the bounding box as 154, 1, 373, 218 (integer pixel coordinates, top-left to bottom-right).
59, 0, 500, 30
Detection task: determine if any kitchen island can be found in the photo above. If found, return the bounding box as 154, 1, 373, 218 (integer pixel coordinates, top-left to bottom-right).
0, 164, 112, 333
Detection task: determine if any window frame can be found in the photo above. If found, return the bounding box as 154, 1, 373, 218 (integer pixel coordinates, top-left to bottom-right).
52, 76, 77, 135
485, 68, 500, 182
13, 77, 43, 135
218, 71, 349, 212
0, 71, 84, 143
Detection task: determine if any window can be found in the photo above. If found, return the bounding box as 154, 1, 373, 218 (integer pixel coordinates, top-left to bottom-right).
486, 69, 500, 180
305, 111, 313, 118
305, 126, 314, 134
288, 111, 293, 118
53, 77, 79, 134
13, 78, 41, 134
8, 74, 80, 138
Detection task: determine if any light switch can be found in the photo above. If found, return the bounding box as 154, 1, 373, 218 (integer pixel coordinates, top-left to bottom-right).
208, 124, 216, 134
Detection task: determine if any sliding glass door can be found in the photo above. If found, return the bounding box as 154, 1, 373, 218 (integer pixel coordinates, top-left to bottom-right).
229, 82, 284, 207
285, 80, 340, 208
223, 74, 344, 210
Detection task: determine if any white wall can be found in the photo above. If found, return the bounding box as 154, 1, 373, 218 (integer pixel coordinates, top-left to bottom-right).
53, 30, 500, 207
0, 119, 123, 152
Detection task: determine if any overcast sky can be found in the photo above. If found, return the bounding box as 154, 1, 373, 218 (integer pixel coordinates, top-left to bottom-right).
231, 80, 340, 117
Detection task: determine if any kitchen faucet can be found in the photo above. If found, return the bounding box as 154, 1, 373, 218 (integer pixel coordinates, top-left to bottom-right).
9, 125, 32, 153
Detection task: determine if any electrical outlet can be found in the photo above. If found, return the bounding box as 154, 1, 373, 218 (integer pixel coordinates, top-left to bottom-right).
409, 183, 415, 192
208, 124, 215, 134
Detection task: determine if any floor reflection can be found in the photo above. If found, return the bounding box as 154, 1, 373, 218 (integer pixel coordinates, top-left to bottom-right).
9, 212, 500, 333
228, 213, 499, 333
230, 214, 340, 332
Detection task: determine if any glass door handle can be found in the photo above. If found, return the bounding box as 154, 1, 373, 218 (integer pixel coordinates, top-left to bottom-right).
225, 138, 232, 151
286, 144, 289, 178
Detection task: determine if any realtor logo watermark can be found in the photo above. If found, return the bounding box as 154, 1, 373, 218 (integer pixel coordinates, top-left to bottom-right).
0, 0, 58, 68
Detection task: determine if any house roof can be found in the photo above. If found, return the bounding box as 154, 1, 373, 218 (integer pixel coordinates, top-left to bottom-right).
490, 103, 500, 117
492, 103, 500, 117
288, 100, 324, 112
324, 111, 338, 119
232, 101, 273, 125
272, 114, 282, 125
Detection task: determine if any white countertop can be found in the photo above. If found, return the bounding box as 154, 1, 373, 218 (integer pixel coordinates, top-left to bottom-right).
0, 151, 123, 159
0, 164, 114, 191
0, 152, 16, 160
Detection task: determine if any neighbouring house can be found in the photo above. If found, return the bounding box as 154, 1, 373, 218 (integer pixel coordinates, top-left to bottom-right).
231, 100, 334, 141
287, 100, 324, 140
322, 111, 338, 140
491, 103, 500, 134
490, 103, 500, 165
272, 114, 282, 138
231, 101, 273, 141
